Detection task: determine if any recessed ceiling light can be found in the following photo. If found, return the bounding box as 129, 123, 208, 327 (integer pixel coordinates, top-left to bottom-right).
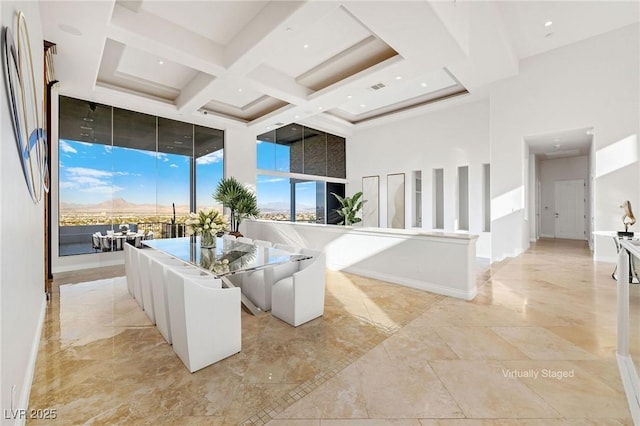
554, 144, 561, 149
294, 115, 300, 119
158, 60, 164, 65
238, 88, 243, 93
303, 44, 309, 49
586, 129, 594, 135
395, 76, 403, 80
318, 106, 323, 110
420, 82, 428, 88
347, 95, 353, 99
544, 21, 553, 27
267, 126, 272, 130
58, 23, 82, 36
360, 104, 366, 108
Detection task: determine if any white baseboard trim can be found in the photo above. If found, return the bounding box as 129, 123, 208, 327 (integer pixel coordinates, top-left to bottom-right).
617, 353, 640, 425
540, 234, 555, 239
328, 263, 477, 301
14, 295, 47, 426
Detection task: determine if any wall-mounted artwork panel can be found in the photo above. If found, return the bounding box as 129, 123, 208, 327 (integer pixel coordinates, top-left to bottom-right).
387, 173, 405, 229
362, 175, 379, 227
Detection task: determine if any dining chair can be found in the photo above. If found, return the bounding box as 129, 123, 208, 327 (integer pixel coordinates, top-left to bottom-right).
165, 268, 241, 372
126, 244, 144, 306
148, 256, 191, 344
271, 249, 326, 326
99, 235, 112, 252
243, 244, 302, 311
137, 249, 158, 324
91, 233, 101, 252
123, 244, 137, 298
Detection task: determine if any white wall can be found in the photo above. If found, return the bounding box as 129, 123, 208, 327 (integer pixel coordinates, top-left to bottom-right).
538, 155, 589, 238
1, 2, 47, 421
243, 220, 478, 300
490, 23, 639, 262
347, 100, 491, 259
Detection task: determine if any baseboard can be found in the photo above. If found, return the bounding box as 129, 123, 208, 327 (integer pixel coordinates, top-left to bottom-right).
329, 263, 477, 301
14, 295, 47, 426
617, 353, 640, 425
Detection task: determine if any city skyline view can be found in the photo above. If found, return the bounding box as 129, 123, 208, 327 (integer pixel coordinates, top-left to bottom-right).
59, 139, 320, 220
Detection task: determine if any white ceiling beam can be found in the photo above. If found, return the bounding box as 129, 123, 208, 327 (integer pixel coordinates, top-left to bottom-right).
224, 1, 339, 74
39, 1, 115, 93
343, 1, 467, 70
175, 73, 219, 114
108, 4, 227, 77
447, 2, 519, 93
247, 65, 312, 105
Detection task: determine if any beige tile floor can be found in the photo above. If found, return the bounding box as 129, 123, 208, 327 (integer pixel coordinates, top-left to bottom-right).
28, 239, 635, 425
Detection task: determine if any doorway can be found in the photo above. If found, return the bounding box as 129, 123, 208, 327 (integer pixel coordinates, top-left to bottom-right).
525, 126, 593, 242
554, 179, 586, 240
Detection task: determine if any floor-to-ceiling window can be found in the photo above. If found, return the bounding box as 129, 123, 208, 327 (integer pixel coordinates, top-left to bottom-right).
58, 96, 224, 256
256, 124, 346, 224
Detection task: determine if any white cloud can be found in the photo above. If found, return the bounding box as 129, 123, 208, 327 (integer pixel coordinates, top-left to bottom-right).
196, 150, 223, 165
59, 140, 77, 154
60, 167, 128, 195
257, 177, 286, 184
170, 164, 179, 168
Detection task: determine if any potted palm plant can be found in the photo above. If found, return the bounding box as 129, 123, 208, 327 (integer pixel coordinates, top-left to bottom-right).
331, 191, 366, 226
213, 177, 260, 236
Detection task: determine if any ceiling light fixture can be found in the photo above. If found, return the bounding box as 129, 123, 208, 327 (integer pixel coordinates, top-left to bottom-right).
158, 60, 164, 65
303, 43, 309, 49
360, 104, 366, 108
238, 88, 243, 93
395, 76, 403, 80
294, 115, 300, 119
347, 95, 353, 99
544, 21, 553, 27
318, 106, 323, 110
420, 82, 427, 88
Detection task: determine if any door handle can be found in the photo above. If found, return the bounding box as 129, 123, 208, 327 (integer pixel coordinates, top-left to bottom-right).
555, 213, 559, 218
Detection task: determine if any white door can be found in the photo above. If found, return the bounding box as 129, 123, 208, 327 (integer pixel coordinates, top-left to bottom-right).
554, 179, 585, 240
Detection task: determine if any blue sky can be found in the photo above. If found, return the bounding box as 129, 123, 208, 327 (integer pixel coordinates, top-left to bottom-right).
58, 138, 317, 212
59, 139, 222, 208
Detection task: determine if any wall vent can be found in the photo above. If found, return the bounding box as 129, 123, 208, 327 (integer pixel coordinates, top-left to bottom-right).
370, 83, 386, 90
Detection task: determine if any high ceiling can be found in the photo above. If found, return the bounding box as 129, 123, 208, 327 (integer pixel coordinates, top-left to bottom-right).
40, 1, 639, 136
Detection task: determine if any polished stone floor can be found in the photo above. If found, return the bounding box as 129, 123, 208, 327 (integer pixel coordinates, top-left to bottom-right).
29, 239, 634, 425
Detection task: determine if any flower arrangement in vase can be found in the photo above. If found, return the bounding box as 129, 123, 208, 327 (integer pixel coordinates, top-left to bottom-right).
185, 209, 227, 248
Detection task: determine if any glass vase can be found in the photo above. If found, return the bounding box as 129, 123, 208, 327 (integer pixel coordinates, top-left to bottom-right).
200, 232, 216, 249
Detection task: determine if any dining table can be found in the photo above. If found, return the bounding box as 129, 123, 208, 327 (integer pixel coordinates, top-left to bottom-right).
142, 236, 310, 315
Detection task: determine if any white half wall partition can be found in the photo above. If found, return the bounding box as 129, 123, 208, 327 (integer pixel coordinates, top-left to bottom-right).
242, 220, 478, 300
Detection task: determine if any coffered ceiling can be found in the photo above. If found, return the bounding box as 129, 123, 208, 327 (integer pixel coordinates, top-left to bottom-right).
39, 1, 639, 136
